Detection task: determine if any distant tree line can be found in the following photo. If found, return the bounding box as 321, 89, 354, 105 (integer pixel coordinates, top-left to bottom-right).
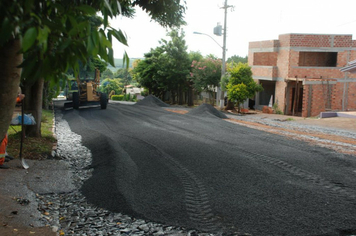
128, 29, 258, 109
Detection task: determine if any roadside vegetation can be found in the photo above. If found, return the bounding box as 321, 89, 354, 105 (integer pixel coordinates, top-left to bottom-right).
1, 0, 254, 152
0, 0, 187, 150
111, 94, 137, 102
6, 109, 56, 160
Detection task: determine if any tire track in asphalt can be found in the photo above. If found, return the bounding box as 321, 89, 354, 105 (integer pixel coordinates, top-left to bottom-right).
239, 149, 356, 201
68, 105, 356, 234
112, 105, 356, 201
115, 135, 220, 233
76, 107, 221, 233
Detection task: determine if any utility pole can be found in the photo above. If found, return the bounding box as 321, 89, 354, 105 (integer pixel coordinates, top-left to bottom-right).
218, 0, 233, 109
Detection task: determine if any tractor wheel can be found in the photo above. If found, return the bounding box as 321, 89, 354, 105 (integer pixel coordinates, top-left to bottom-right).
100, 93, 108, 109
73, 92, 80, 109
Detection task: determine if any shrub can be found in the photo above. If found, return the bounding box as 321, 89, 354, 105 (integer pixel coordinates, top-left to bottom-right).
273, 103, 283, 115
109, 90, 116, 99
125, 93, 131, 101
111, 95, 124, 101
141, 90, 149, 96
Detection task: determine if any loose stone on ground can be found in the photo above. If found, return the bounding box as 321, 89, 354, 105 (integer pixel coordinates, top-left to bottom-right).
35, 111, 220, 235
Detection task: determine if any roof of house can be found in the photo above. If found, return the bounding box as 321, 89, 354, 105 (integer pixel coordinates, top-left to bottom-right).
340, 59, 356, 73
126, 87, 142, 94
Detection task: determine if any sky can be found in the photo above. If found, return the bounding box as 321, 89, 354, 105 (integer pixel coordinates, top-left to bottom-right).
110, 0, 356, 60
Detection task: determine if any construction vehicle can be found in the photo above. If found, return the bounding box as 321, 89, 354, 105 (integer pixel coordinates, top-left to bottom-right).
65, 78, 78, 101
64, 69, 108, 109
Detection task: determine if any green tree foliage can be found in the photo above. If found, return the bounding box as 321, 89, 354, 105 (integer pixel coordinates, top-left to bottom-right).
226, 62, 263, 112
188, 51, 203, 62
115, 68, 132, 85
227, 55, 248, 64
0, 0, 187, 139
226, 83, 249, 111
100, 78, 124, 95
102, 69, 114, 80
189, 57, 222, 97
131, 59, 141, 83
160, 30, 191, 104
134, 29, 190, 104
133, 46, 166, 96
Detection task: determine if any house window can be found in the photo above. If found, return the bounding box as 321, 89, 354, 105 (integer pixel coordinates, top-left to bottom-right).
298, 52, 337, 67
253, 52, 277, 66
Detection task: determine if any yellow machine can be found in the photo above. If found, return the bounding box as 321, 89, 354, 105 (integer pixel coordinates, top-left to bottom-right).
65, 69, 108, 109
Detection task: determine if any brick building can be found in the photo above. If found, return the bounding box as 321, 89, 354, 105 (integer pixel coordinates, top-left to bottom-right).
248, 33, 356, 117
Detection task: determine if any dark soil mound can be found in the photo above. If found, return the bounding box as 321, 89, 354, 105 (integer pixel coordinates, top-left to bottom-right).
135, 95, 170, 107
187, 103, 228, 119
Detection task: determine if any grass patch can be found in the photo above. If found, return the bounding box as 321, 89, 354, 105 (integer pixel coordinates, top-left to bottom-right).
286, 118, 295, 121
7, 109, 56, 160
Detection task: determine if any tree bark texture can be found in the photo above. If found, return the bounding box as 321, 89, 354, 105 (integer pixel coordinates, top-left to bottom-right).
225, 99, 235, 111
187, 86, 193, 106
24, 78, 44, 137
0, 40, 23, 141
178, 85, 183, 105
42, 81, 50, 110
170, 90, 176, 104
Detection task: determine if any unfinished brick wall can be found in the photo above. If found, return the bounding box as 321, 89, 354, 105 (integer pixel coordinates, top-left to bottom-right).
249, 33, 356, 117
251, 66, 278, 78
275, 81, 286, 112
276, 49, 290, 79
249, 40, 279, 49
279, 34, 353, 48
253, 52, 277, 66
302, 85, 310, 117
348, 82, 356, 110
332, 83, 345, 111
301, 80, 356, 117
301, 80, 336, 117
332, 82, 356, 111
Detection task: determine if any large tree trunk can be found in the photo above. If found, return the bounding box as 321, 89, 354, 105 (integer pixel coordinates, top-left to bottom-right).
225, 99, 235, 110
42, 81, 50, 110
0, 40, 23, 141
178, 85, 183, 105
170, 90, 176, 104
24, 78, 44, 137
187, 86, 193, 106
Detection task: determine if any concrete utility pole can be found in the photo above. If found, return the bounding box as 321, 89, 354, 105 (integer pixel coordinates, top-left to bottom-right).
194, 30, 223, 107
194, 1, 233, 108
218, 0, 233, 109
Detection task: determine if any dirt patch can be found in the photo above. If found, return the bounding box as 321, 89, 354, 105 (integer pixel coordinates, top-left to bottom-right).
165, 109, 188, 115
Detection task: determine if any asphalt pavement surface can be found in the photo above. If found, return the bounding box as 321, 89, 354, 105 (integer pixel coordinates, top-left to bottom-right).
60, 100, 356, 236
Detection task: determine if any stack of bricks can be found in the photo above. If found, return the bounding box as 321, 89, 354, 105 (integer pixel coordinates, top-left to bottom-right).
262, 106, 273, 114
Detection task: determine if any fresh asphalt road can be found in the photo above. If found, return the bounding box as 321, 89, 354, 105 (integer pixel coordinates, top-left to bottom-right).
58, 101, 356, 236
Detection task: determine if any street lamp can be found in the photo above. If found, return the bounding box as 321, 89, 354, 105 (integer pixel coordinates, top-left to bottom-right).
193, 0, 232, 109
193, 31, 223, 49
193, 31, 226, 108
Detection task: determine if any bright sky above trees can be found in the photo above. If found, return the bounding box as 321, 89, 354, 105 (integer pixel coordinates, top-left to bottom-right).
111, 0, 356, 59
